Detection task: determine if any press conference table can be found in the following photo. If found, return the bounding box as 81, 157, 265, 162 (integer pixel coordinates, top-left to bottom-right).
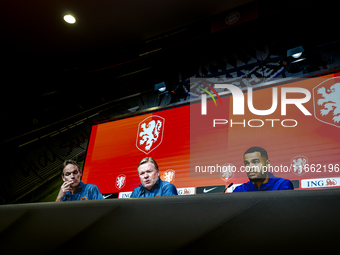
0, 188, 339, 254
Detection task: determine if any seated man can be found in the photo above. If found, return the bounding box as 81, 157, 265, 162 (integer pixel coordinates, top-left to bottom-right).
56, 160, 104, 201
130, 157, 178, 198
233, 146, 294, 192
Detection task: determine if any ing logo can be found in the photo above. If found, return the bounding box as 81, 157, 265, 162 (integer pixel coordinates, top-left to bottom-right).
326, 178, 337, 186
200, 83, 223, 115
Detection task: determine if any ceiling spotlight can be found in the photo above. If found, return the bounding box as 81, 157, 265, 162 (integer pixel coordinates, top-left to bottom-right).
292, 52, 303, 59
283, 45, 326, 74
282, 45, 308, 73
154, 82, 167, 92
287, 46, 304, 59
63, 15, 76, 24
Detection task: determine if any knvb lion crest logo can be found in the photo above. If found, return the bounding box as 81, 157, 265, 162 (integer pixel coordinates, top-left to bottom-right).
162, 169, 175, 183
313, 77, 340, 128
136, 115, 165, 154
290, 156, 308, 176
220, 163, 235, 182
115, 174, 126, 190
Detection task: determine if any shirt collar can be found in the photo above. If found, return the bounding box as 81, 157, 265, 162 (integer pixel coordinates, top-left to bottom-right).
75, 181, 84, 193
268, 172, 275, 180
248, 172, 275, 189
140, 178, 161, 195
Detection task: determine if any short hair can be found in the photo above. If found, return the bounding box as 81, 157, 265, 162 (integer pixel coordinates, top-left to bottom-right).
137, 157, 159, 173
244, 146, 268, 160
61, 159, 81, 176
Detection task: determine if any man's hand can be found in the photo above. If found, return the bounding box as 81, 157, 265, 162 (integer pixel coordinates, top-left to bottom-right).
55, 181, 74, 202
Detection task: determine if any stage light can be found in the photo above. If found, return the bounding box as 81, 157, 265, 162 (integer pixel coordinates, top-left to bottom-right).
287, 46, 305, 62
154, 82, 166, 92
63, 15, 76, 24
283, 46, 308, 73
292, 52, 303, 59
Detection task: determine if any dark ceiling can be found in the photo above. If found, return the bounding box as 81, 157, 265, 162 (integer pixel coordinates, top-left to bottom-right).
1, 0, 257, 101
1, 0, 338, 146
1, 0, 255, 143
1, 0, 252, 65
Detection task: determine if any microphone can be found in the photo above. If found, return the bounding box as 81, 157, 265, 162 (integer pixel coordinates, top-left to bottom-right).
224, 183, 234, 193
